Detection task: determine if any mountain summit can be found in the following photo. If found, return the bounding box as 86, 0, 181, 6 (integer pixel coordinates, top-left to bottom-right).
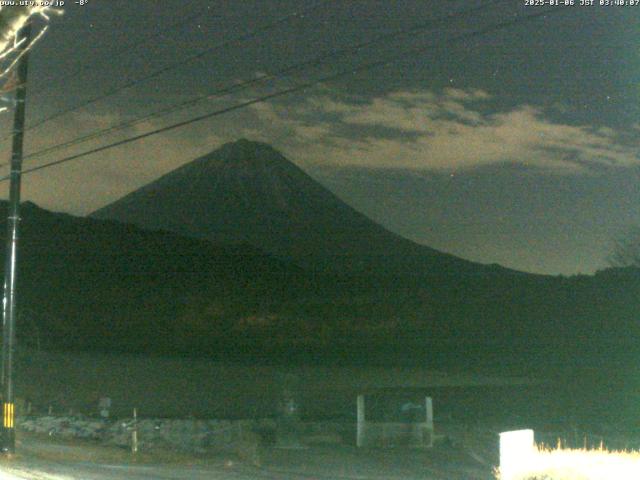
92, 139, 494, 275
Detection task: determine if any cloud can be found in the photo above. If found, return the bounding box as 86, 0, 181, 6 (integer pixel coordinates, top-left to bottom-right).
249, 88, 640, 173
6, 86, 637, 216
0, 111, 225, 215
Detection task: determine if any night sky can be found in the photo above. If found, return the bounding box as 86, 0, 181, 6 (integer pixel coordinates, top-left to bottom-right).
0, 0, 638, 275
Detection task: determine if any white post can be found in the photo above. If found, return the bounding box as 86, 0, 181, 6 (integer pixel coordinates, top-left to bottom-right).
356, 394, 365, 448
425, 396, 433, 447
131, 407, 138, 454
499, 429, 535, 480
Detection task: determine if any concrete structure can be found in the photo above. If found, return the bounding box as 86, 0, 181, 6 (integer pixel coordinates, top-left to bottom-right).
499, 429, 535, 480
356, 394, 433, 448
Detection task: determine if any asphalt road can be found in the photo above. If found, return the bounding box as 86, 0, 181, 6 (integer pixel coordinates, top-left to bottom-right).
0, 452, 492, 480
0, 460, 460, 480
0, 433, 493, 480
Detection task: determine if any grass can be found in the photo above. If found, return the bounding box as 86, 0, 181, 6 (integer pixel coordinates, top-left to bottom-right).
497, 444, 640, 480
12, 431, 209, 465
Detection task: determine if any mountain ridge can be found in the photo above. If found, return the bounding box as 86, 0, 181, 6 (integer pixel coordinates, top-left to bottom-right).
91, 139, 519, 277
0, 199, 637, 371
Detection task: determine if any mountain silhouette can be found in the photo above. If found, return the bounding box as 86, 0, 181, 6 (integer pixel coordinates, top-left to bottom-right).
0, 201, 636, 372
92, 139, 507, 276
3, 201, 301, 354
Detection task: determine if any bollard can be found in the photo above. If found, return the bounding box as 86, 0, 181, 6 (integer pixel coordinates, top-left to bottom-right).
131, 408, 138, 454
356, 395, 365, 448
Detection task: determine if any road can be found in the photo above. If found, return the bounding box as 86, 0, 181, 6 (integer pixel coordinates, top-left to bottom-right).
0, 460, 491, 480
0, 434, 493, 480
2, 461, 244, 480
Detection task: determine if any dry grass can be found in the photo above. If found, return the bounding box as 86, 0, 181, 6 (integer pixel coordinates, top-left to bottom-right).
497, 444, 640, 480
12, 431, 213, 466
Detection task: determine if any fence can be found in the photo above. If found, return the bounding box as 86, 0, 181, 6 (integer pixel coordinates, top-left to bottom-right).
356, 394, 433, 448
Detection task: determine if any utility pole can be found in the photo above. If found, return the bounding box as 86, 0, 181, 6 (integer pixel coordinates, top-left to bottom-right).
1, 21, 32, 455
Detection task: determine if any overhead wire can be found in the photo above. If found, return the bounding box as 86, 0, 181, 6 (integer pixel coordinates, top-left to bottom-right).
0, 6, 570, 183
11, 0, 331, 137
30, 0, 207, 93
19, 0, 507, 163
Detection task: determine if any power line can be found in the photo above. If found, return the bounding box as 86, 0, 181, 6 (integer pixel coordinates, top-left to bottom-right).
17, 1, 330, 135
31, 0, 207, 94
9, 7, 567, 178
20, 0, 507, 164
0, 6, 569, 183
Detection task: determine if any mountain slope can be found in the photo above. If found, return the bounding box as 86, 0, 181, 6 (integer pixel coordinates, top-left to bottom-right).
4, 201, 301, 353
0, 201, 637, 371
91, 139, 508, 276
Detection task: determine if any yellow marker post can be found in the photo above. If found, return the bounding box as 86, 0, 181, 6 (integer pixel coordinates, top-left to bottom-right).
3, 403, 14, 429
